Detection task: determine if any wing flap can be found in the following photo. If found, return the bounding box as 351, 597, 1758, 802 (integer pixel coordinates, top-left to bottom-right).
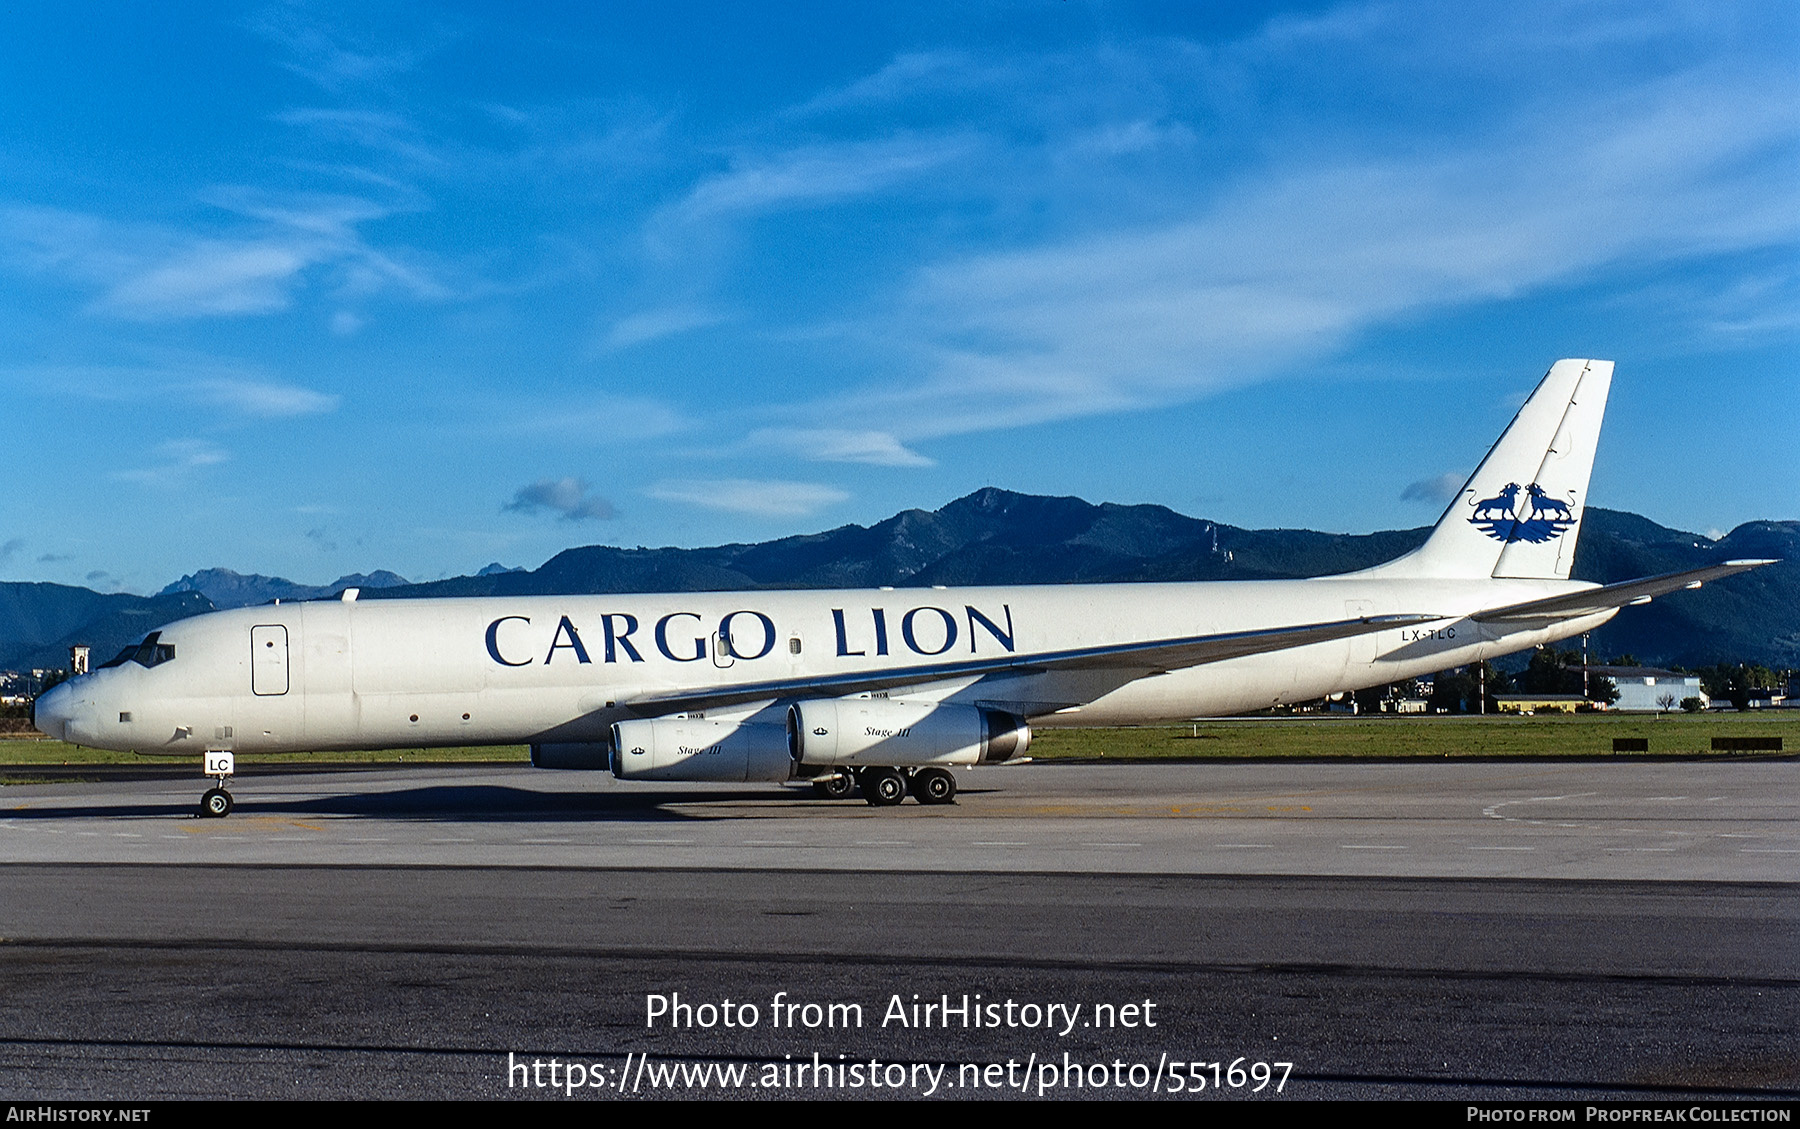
625, 613, 1440, 717
1472, 559, 1777, 622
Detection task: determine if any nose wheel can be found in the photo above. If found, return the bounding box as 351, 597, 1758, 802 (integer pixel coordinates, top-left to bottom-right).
199, 750, 235, 818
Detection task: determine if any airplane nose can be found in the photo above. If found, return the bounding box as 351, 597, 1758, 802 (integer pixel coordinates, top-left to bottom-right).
32, 680, 75, 742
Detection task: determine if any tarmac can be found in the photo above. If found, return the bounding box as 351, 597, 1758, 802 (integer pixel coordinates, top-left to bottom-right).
1, 760, 1795, 1100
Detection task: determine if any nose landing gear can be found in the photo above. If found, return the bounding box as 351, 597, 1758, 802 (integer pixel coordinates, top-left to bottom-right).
199, 750, 235, 818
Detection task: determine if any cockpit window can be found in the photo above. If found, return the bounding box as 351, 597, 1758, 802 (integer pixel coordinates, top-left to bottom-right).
97, 632, 176, 670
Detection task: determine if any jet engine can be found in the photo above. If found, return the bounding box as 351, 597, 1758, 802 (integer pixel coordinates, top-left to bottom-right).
609, 717, 792, 782
786, 698, 1030, 767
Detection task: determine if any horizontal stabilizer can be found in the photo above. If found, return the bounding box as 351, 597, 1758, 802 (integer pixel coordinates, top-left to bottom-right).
627, 613, 1441, 717
1473, 560, 1777, 622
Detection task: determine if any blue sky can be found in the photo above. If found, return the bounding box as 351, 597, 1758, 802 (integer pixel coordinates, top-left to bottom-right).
1, 1, 1795, 593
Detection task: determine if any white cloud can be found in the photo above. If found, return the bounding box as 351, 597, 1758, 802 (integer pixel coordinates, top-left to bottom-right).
596, 6, 1789, 456
786, 51, 980, 117
504, 477, 618, 521
103, 242, 313, 317
603, 305, 727, 349
750, 428, 934, 467
187, 378, 340, 418
112, 440, 231, 486
1064, 119, 1197, 159
273, 108, 445, 167
247, 8, 435, 95
668, 135, 975, 224
1, 362, 339, 419
645, 478, 849, 518
791, 60, 1800, 440
0, 192, 446, 321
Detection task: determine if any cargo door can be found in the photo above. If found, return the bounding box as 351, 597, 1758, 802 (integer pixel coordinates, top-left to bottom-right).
251, 625, 289, 696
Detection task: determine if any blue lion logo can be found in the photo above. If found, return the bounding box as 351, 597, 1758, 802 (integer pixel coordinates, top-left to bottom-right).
1468, 482, 1577, 544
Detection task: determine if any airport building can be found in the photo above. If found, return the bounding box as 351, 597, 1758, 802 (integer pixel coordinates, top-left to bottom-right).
1589, 665, 1708, 712
1494, 693, 1594, 714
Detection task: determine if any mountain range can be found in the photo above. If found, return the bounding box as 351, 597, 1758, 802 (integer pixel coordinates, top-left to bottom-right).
159, 569, 412, 608
2, 489, 1793, 674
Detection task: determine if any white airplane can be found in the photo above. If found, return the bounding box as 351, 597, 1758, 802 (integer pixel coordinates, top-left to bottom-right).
33, 359, 1773, 815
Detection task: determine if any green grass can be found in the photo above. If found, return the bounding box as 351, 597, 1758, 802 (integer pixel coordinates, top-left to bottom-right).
1028, 713, 1795, 760
0, 713, 1791, 767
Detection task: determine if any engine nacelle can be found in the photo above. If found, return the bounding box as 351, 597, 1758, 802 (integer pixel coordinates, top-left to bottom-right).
787, 699, 1030, 767
610, 718, 793, 782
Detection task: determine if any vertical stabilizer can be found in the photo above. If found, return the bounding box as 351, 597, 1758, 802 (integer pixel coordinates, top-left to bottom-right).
1361, 359, 1613, 580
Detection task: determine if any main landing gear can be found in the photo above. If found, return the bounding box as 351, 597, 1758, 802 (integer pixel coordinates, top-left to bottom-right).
909, 767, 957, 805
809, 772, 858, 800
861, 766, 909, 806
198, 750, 235, 818
809, 766, 958, 807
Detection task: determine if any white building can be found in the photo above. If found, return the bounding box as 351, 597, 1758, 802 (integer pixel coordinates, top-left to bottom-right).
1590, 665, 1707, 712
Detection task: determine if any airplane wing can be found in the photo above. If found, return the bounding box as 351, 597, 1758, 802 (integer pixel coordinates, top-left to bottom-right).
625, 613, 1442, 717
1472, 559, 1777, 622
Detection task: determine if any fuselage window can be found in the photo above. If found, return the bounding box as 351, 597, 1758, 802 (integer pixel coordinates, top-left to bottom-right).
100, 632, 176, 669
131, 631, 176, 668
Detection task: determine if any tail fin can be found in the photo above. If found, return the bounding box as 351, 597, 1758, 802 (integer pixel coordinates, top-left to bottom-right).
1363, 359, 1613, 580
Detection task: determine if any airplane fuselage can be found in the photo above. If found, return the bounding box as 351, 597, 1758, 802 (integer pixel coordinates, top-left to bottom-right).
39, 576, 1614, 757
